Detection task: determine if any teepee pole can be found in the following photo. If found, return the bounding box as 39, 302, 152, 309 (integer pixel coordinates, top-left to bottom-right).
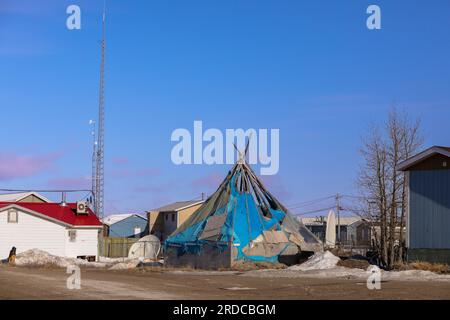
245, 171, 268, 228
244, 179, 253, 244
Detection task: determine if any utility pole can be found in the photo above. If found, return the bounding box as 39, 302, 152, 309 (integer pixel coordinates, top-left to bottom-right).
336, 193, 341, 245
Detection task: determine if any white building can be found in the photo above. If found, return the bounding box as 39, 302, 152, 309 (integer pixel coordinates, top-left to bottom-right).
0, 191, 51, 203
0, 202, 103, 260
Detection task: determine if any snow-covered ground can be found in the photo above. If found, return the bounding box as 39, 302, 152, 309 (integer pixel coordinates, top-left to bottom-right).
14, 249, 108, 268
10, 249, 450, 282
245, 251, 450, 282
13, 249, 153, 270
244, 266, 450, 282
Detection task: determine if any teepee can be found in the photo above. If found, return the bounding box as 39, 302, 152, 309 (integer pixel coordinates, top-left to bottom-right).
164, 153, 322, 269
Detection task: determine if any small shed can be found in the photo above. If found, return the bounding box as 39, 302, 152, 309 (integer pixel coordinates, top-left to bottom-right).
398, 145, 450, 263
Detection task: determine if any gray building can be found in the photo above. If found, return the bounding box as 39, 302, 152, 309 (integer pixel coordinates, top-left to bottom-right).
398, 146, 450, 263
301, 216, 371, 247
102, 214, 148, 238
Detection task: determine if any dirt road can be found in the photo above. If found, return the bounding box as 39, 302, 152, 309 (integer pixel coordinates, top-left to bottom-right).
0, 265, 449, 300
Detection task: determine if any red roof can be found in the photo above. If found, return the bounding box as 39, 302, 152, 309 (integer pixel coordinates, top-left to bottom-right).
0, 202, 102, 227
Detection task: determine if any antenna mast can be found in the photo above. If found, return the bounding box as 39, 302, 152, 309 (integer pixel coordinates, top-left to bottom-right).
94, 3, 106, 219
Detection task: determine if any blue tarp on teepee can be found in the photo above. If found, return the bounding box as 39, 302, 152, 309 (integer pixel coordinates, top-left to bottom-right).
165, 162, 321, 263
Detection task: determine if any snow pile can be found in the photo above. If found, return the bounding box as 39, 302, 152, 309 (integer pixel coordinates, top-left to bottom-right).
245, 265, 450, 282
15, 249, 107, 268
13, 249, 163, 270
98, 256, 131, 263
108, 258, 164, 270
383, 269, 450, 282
109, 259, 142, 270
289, 251, 340, 271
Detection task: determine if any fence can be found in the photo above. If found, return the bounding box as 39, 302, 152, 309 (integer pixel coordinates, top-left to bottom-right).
98, 237, 162, 260
99, 237, 138, 258
339, 239, 372, 248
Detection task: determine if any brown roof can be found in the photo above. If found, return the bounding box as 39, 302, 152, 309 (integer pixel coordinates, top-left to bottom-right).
151, 200, 204, 212
436, 146, 450, 152
397, 146, 450, 171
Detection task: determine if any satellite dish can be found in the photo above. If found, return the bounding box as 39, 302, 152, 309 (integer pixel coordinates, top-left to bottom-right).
128, 235, 161, 260
325, 210, 336, 248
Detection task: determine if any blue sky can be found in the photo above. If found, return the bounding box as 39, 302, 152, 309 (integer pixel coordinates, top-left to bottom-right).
0, 0, 449, 215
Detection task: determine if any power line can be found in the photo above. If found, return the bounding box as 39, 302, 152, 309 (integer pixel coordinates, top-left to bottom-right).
0, 188, 92, 193
76, 191, 94, 203
292, 206, 336, 216
341, 194, 365, 199
286, 195, 335, 209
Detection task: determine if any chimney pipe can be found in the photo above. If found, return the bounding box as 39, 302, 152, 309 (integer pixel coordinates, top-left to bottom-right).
60, 192, 67, 207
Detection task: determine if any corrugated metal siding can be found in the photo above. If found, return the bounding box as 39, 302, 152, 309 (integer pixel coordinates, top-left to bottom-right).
409, 170, 450, 249
108, 215, 148, 238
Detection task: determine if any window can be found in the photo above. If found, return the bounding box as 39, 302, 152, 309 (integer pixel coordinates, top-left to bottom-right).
134, 227, 141, 236
172, 213, 176, 222
68, 230, 77, 242
165, 214, 168, 221
7, 210, 18, 223
443, 161, 447, 168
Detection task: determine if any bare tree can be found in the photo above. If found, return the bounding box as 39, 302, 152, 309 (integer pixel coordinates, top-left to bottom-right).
357, 108, 422, 268
358, 126, 389, 266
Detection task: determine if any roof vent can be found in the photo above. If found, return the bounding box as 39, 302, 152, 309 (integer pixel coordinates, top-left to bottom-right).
60, 192, 67, 207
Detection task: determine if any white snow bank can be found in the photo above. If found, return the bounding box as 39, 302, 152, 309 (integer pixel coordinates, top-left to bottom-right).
289, 251, 340, 271
98, 256, 133, 263
109, 260, 141, 270
108, 258, 164, 270
245, 265, 450, 282
14, 249, 162, 270
383, 269, 450, 282
15, 249, 107, 268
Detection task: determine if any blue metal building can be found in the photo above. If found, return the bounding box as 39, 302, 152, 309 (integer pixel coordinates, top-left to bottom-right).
398, 146, 450, 263
103, 214, 148, 238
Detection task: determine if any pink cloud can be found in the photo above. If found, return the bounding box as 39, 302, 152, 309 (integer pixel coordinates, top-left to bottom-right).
111, 167, 162, 179
111, 157, 129, 165
133, 180, 175, 194
261, 175, 292, 202
47, 176, 91, 189
190, 172, 223, 191
134, 186, 166, 194
0, 152, 61, 181
104, 200, 122, 214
